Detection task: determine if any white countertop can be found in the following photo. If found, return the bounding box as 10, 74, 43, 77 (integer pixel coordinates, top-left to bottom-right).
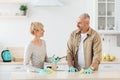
0, 61, 23, 65
1, 59, 120, 80
0, 59, 67, 65
10, 71, 120, 80
1, 58, 120, 65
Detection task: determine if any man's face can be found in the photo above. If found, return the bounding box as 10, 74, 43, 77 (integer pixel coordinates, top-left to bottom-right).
77, 17, 89, 30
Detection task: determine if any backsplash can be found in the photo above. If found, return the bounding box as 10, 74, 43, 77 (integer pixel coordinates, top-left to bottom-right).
0, 46, 24, 62
7, 47, 25, 58
101, 34, 120, 58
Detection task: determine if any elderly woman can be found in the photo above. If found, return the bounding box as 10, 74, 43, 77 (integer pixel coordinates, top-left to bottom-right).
24, 22, 59, 73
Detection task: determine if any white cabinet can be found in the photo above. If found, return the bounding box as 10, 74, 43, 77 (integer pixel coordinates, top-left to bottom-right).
96, 0, 120, 34
0, 64, 25, 80
0, 64, 24, 72
0, 0, 28, 18
99, 63, 120, 71
96, 0, 120, 53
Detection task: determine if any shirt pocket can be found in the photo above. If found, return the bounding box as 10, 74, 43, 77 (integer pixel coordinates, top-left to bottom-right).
84, 38, 93, 52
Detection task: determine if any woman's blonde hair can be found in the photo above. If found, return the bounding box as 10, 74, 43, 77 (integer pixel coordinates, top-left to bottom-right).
30, 22, 44, 35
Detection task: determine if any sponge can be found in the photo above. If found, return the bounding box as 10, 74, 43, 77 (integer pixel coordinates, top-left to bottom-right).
47, 68, 56, 74
80, 69, 84, 74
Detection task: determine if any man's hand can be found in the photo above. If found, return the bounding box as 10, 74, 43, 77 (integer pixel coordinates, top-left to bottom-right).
68, 66, 78, 72
83, 67, 94, 74
50, 57, 60, 64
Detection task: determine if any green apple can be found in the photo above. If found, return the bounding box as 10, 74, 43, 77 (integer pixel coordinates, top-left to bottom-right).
105, 54, 110, 61
110, 56, 116, 61
102, 55, 106, 61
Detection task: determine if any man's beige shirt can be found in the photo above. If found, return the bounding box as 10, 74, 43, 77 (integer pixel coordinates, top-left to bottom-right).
66, 27, 102, 70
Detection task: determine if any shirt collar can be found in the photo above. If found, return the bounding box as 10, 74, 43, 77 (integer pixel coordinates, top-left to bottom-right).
75, 27, 92, 36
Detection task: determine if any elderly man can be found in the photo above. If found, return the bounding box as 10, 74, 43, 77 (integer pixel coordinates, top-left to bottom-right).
66, 13, 102, 74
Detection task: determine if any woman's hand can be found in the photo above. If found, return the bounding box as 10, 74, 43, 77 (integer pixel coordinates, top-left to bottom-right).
50, 57, 60, 64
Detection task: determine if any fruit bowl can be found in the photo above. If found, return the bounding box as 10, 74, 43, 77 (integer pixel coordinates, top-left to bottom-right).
102, 54, 116, 61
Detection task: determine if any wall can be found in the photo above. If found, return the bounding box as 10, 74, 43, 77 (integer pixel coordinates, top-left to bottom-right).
0, 0, 96, 57
1, 0, 120, 58
101, 34, 120, 57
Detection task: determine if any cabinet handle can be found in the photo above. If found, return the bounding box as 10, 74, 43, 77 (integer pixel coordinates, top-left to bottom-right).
15, 67, 21, 69
104, 66, 112, 68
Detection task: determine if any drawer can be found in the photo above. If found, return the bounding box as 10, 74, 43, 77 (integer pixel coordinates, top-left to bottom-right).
0, 65, 25, 80
0, 65, 24, 72
99, 64, 120, 71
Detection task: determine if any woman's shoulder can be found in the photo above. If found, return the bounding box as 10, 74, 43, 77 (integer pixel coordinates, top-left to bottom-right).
25, 42, 34, 49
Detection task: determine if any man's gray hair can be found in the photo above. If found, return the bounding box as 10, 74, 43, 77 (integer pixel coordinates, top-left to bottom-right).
79, 13, 90, 19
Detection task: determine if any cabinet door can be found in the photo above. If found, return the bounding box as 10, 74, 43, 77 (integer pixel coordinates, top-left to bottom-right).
0, 65, 24, 72
99, 64, 120, 71
116, 0, 120, 30
98, 1, 106, 30
97, 0, 116, 32
0, 72, 10, 80
107, 0, 115, 30
0, 64, 25, 80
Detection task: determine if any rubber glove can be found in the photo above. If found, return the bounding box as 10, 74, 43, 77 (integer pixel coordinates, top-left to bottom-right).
50, 57, 60, 64
83, 67, 94, 74
68, 66, 78, 72
36, 68, 51, 74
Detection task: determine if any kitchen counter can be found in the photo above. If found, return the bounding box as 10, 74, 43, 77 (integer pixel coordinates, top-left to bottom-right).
10, 71, 120, 80
0, 61, 23, 65
101, 58, 120, 64
0, 60, 117, 65
1, 58, 119, 65
0, 59, 67, 65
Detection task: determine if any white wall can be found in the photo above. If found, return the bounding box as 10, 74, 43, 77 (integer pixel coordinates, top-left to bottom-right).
0, 0, 97, 57
0, 0, 120, 58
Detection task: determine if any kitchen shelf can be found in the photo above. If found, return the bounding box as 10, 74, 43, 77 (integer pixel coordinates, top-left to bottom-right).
98, 16, 114, 17
107, 2, 115, 3
98, 0, 106, 3
98, 30, 120, 34
107, 16, 114, 17
98, 15, 106, 17
0, 0, 28, 18
0, 16, 27, 18
0, 0, 27, 4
